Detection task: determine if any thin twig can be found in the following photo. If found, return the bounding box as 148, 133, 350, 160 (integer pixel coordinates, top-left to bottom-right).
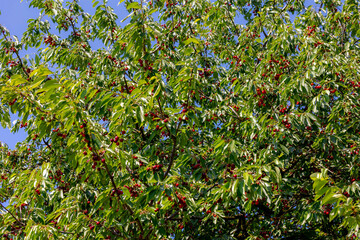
162, 121, 181, 180
0, 202, 25, 226
0, 30, 29, 77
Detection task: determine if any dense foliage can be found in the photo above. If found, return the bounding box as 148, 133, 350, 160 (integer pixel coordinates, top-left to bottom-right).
1, 0, 360, 239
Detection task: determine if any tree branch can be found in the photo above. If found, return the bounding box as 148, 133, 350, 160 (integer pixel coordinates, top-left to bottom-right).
0, 202, 25, 226
162, 121, 181, 180
103, 162, 144, 234
0, 30, 29, 78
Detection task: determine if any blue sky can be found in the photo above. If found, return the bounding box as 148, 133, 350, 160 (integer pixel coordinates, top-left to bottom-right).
0, 1, 39, 149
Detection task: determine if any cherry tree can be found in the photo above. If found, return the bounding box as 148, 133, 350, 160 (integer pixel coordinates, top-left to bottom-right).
0, 0, 360, 239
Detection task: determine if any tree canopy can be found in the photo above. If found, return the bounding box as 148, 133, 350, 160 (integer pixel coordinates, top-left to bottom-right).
0, 0, 360, 239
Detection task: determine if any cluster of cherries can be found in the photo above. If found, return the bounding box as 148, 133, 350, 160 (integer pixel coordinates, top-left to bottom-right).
6, 60, 19, 67
119, 84, 135, 93
110, 188, 124, 197
0, 175, 8, 180
191, 161, 202, 170
147, 164, 163, 172
256, 87, 267, 107
8, 98, 17, 106
225, 163, 236, 175
281, 118, 291, 129
44, 36, 56, 46
3, 46, 17, 54
198, 68, 212, 78
110, 133, 125, 146
106, 54, 117, 63
323, 204, 332, 215
13, 203, 27, 209
173, 192, 187, 209
278, 105, 289, 114
138, 58, 154, 72
305, 25, 317, 37
124, 184, 141, 198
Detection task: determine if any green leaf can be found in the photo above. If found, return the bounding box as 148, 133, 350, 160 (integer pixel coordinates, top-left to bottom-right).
136, 105, 144, 123
329, 206, 338, 222
183, 38, 200, 45
280, 144, 289, 155
8, 75, 27, 86
322, 191, 335, 205
315, 186, 329, 201
154, 84, 161, 97
127, 2, 141, 9
29, 65, 52, 78
313, 179, 328, 191
243, 172, 253, 186
36, 80, 60, 94
232, 179, 238, 196
310, 172, 320, 181
275, 167, 282, 184
184, 47, 194, 56
244, 199, 252, 212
